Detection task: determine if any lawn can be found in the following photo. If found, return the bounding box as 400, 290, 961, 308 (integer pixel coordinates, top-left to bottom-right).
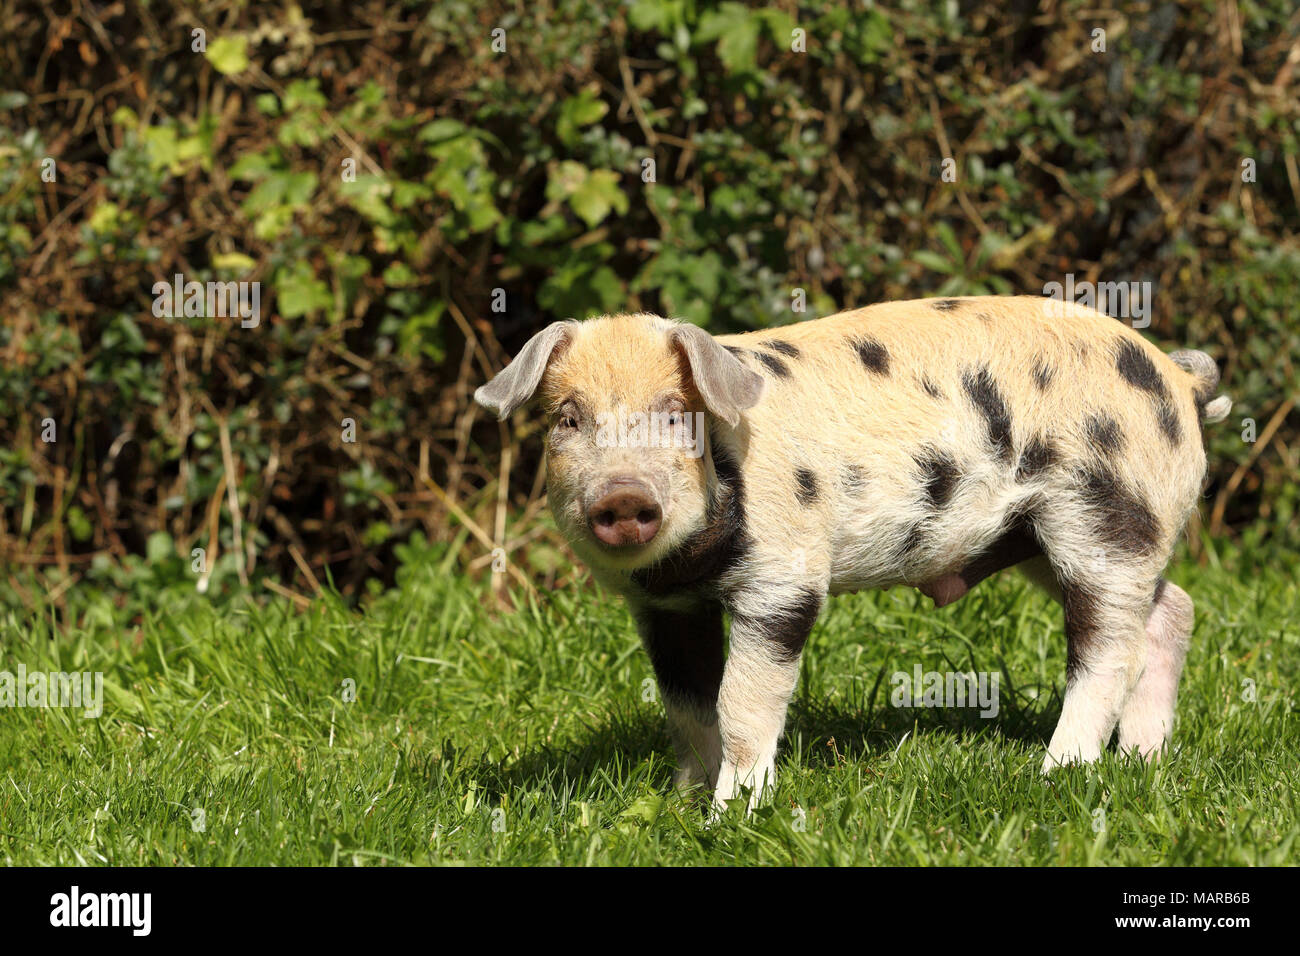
1, 544, 1295, 866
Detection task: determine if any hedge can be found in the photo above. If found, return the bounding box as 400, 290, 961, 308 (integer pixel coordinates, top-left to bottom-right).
1, 0, 1297, 611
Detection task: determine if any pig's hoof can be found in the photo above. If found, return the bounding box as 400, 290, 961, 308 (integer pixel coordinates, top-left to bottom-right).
1117, 713, 1174, 761
708, 788, 761, 823
711, 759, 776, 817
1040, 752, 1072, 775
1117, 736, 1169, 762
1040, 748, 1098, 775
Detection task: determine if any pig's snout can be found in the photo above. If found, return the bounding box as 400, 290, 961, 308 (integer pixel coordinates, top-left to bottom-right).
587, 479, 662, 548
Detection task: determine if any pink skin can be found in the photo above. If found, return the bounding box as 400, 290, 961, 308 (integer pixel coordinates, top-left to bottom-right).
917, 529, 1042, 607
917, 574, 970, 607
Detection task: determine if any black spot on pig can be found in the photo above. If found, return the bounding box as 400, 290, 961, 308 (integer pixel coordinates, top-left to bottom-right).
795, 468, 819, 506
1079, 465, 1160, 556
731, 589, 823, 663
1016, 436, 1056, 482
633, 603, 725, 709
932, 299, 961, 312
953, 519, 1042, 595
1115, 340, 1184, 446
1060, 577, 1103, 678
920, 377, 943, 399
853, 338, 890, 375
1115, 339, 1169, 398
963, 366, 1013, 463
915, 450, 959, 508
1087, 415, 1123, 456
1032, 361, 1053, 391
756, 351, 791, 378
763, 340, 801, 358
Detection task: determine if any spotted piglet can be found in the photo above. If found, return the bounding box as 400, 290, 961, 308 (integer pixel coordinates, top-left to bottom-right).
475, 296, 1231, 812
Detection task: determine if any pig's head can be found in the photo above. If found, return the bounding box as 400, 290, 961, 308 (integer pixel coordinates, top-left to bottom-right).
474, 314, 765, 570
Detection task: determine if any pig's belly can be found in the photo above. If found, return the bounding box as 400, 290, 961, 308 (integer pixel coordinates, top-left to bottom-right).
827, 525, 1042, 602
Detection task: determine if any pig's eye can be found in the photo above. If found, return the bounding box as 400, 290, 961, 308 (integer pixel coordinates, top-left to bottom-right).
666, 410, 683, 427
558, 415, 578, 431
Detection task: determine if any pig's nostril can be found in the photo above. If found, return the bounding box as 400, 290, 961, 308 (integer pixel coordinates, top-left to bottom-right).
587, 483, 662, 547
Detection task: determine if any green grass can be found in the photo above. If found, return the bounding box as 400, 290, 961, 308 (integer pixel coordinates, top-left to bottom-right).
1, 548, 1296, 866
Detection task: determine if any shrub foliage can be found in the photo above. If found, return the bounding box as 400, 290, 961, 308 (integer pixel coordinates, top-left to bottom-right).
1, 0, 1297, 605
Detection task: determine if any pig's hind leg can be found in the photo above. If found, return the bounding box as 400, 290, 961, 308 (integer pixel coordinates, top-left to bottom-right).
1021, 555, 1192, 763
1033, 499, 1166, 772
1116, 579, 1193, 759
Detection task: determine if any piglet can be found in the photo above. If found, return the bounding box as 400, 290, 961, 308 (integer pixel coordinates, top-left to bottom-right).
475, 296, 1231, 812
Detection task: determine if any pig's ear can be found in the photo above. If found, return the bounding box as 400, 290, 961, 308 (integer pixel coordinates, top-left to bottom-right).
670, 323, 766, 428
475, 320, 578, 419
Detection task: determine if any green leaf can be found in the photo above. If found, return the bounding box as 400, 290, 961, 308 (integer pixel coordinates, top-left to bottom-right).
340, 175, 396, 226
629, 0, 685, 33
66, 505, 93, 543
141, 125, 180, 172
697, 2, 761, 73
557, 89, 609, 147
283, 79, 326, 110
228, 149, 278, 182
758, 9, 795, 43
913, 249, 956, 274
110, 106, 138, 127
419, 119, 468, 144
397, 302, 446, 361
146, 532, 175, 565
213, 252, 257, 274
427, 134, 501, 233
381, 262, 418, 287
555, 166, 628, 228
617, 795, 663, 826
205, 35, 249, 76
276, 261, 333, 318
936, 221, 963, 262
538, 260, 623, 318
87, 202, 122, 234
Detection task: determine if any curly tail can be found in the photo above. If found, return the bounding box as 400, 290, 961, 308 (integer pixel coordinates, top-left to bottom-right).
1169, 350, 1231, 424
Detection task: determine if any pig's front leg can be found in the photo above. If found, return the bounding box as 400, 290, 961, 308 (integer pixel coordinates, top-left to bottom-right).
713, 587, 823, 814
631, 602, 726, 790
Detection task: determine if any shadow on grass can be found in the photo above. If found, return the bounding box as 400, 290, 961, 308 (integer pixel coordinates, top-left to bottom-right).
466, 705, 673, 799
465, 681, 1063, 798
787, 681, 1061, 768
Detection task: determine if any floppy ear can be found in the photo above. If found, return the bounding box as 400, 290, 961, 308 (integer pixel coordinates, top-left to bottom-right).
669, 323, 766, 427
475, 320, 579, 419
